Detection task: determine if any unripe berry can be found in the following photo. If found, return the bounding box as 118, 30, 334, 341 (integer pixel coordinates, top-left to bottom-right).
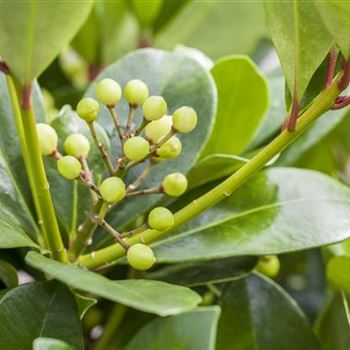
64, 134, 90, 158
162, 173, 188, 197
256, 255, 280, 278
76, 97, 99, 122
95, 78, 122, 106
123, 136, 150, 161
127, 243, 156, 271
145, 115, 172, 143
99, 177, 126, 203
172, 106, 197, 133
57, 155, 82, 180
156, 136, 182, 159
124, 79, 149, 105
148, 207, 174, 231
36, 123, 58, 156
143, 96, 167, 121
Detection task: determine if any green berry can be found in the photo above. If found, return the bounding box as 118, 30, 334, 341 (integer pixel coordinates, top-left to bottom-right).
95, 78, 122, 106
256, 255, 280, 278
64, 133, 90, 158
124, 79, 149, 105
143, 96, 167, 121
156, 136, 182, 159
36, 123, 58, 156
172, 106, 197, 133
127, 243, 156, 271
148, 207, 174, 231
57, 155, 82, 180
99, 177, 126, 203
123, 136, 150, 161
162, 173, 188, 197
76, 97, 99, 122
145, 115, 172, 143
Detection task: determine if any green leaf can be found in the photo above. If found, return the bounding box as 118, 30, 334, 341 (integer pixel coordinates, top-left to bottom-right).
0, 1, 93, 83
155, 1, 268, 60
201, 55, 269, 157
315, 292, 350, 350
275, 109, 349, 166
130, 0, 163, 28
74, 294, 97, 320
316, 1, 350, 58
216, 274, 319, 350
327, 256, 350, 295
46, 105, 110, 234
25, 251, 201, 316
0, 259, 18, 289
147, 256, 257, 287
0, 281, 83, 350
187, 154, 247, 189
33, 338, 75, 350
85, 48, 216, 234
153, 168, 350, 263
126, 307, 220, 350
264, 0, 332, 100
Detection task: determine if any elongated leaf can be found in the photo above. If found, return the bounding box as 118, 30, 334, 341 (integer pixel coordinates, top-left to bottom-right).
264, 0, 332, 100
33, 338, 75, 350
147, 256, 257, 287
187, 154, 247, 189
315, 292, 350, 350
153, 168, 350, 263
131, 0, 163, 28
26, 251, 201, 316
85, 48, 216, 236
0, 259, 18, 288
0, 281, 83, 350
316, 1, 350, 58
216, 274, 319, 350
126, 307, 220, 350
0, 1, 93, 83
202, 55, 269, 157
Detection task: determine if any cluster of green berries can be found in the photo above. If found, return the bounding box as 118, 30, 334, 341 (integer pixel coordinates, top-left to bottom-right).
36, 77, 198, 271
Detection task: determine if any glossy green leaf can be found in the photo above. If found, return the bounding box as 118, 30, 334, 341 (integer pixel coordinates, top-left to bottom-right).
33, 338, 75, 350
0, 1, 93, 83
316, 1, 350, 58
85, 48, 216, 234
131, 0, 163, 28
147, 256, 257, 287
216, 274, 319, 350
315, 292, 350, 350
327, 256, 350, 295
153, 168, 350, 263
248, 68, 285, 149
126, 307, 220, 350
0, 281, 83, 350
0, 259, 18, 289
74, 294, 97, 320
26, 251, 201, 316
187, 154, 247, 189
156, 1, 268, 60
202, 55, 268, 157
264, 0, 332, 100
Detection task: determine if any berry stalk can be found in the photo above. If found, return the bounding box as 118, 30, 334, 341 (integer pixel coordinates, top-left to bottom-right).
78, 74, 342, 270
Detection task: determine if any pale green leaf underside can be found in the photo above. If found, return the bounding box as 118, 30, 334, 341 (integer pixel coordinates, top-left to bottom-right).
126, 307, 220, 350
0, 0, 93, 83
202, 55, 269, 157
26, 251, 201, 316
153, 168, 350, 263
264, 0, 332, 99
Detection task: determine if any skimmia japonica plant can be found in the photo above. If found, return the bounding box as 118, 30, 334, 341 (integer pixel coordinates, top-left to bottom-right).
1, 1, 350, 349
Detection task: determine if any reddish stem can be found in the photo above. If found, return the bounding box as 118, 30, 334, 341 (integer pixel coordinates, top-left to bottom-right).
331, 95, 350, 110
339, 59, 350, 90
324, 47, 338, 88
0, 60, 10, 75
22, 84, 32, 111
